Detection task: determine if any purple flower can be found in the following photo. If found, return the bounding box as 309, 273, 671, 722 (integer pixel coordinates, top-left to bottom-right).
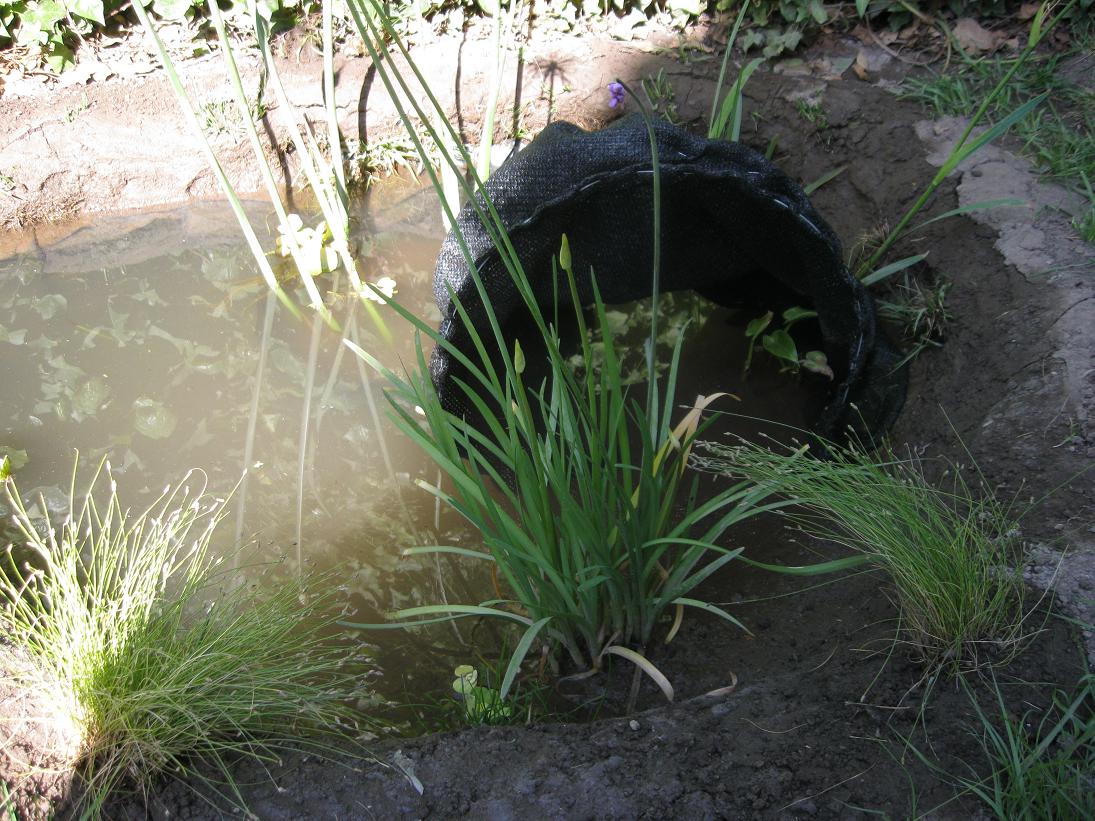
608, 82, 625, 109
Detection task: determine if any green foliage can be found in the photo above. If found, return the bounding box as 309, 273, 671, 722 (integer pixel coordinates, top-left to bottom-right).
695, 440, 1036, 676
346, 233, 789, 703
334, 3, 868, 703
743, 306, 831, 378
901, 42, 1095, 240
0, 462, 369, 815
856, 4, 1074, 282
451, 664, 514, 724
0, 0, 308, 72
876, 273, 952, 364
954, 672, 1095, 820
794, 98, 826, 129
641, 68, 681, 124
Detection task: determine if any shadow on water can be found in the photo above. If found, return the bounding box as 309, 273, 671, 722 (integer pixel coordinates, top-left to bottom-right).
0, 176, 827, 707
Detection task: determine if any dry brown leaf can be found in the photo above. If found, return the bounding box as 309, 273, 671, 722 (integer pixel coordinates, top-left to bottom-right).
954, 17, 1001, 54
853, 49, 869, 81
898, 21, 920, 40
1018, 2, 1040, 21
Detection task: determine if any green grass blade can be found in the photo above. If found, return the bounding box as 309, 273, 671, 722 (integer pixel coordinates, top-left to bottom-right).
861, 253, 929, 286
499, 617, 551, 700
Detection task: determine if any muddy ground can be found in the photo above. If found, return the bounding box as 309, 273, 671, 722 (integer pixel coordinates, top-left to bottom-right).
2, 12, 1094, 821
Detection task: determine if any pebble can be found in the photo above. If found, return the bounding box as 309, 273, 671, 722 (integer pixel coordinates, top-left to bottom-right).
629, 719, 640, 731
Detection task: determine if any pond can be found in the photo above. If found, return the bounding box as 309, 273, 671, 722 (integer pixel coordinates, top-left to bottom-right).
0, 176, 825, 699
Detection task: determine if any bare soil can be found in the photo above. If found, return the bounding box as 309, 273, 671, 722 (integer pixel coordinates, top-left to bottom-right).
2, 13, 1094, 821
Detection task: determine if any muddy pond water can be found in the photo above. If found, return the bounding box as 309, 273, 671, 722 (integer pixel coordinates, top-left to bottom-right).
0, 177, 827, 703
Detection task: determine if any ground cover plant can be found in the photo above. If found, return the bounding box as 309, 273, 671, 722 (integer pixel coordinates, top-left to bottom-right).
0, 460, 370, 816
693, 438, 1038, 677
949, 667, 1095, 819
900, 12, 1095, 242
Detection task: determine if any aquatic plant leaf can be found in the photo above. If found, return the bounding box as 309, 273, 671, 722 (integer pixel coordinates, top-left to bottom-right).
745, 311, 773, 339
32, 294, 67, 320
1, 328, 27, 345
0, 448, 28, 473
782, 306, 817, 325
133, 398, 178, 440
762, 329, 798, 363
452, 665, 477, 694
801, 351, 834, 379
71, 377, 112, 418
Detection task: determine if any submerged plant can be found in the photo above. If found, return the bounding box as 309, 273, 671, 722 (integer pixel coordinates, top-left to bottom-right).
693, 439, 1037, 676
0, 462, 368, 816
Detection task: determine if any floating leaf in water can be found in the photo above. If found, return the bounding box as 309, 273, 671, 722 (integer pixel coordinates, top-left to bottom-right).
71, 376, 112, 418
0, 448, 28, 474
133, 397, 178, 439
33, 294, 68, 320
131, 280, 167, 307
1, 328, 27, 345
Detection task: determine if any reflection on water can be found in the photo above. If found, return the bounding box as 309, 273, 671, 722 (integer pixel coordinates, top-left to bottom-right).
0, 181, 454, 619
0, 178, 826, 701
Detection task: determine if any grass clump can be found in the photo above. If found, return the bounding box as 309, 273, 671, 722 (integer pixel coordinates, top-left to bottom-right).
348, 235, 790, 705
0, 462, 369, 816
693, 439, 1035, 676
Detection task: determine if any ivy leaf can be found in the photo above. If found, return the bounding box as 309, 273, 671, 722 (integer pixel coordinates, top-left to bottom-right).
69, 0, 105, 26
151, 0, 193, 21
254, 0, 280, 22
808, 0, 828, 24
762, 329, 798, 364
667, 0, 704, 15
45, 42, 75, 73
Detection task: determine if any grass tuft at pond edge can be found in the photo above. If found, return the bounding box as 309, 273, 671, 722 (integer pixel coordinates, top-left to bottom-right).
693, 438, 1039, 677
0, 461, 372, 817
